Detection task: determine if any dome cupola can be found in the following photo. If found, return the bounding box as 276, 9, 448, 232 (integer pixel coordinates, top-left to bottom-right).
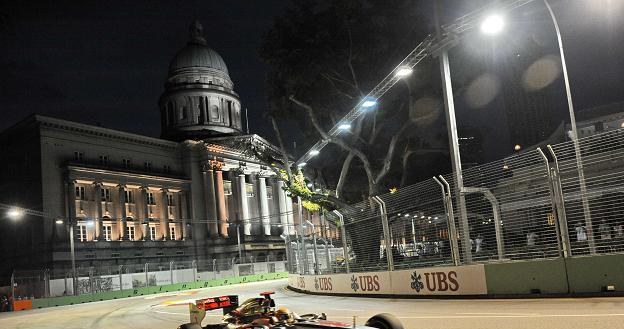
160, 20, 243, 141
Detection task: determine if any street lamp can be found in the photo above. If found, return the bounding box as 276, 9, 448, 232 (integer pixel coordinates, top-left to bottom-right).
7, 208, 24, 219
55, 219, 77, 296
480, 14, 505, 35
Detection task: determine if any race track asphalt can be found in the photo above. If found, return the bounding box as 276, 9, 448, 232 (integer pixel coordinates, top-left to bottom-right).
1, 279, 623, 329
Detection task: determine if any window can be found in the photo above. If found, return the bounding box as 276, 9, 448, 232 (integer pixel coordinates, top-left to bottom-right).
149, 226, 157, 240
176, 250, 184, 255
180, 106, 187, 119
246, 183, 254, 198
223, 180, 232, 195
156, 251, 165, 256
75, 186, 86, 200
169, 225, 176, 240
124, 190, 134, 204
103, 225, 112, 241
144, 161, 152, 171
111, 253, 120, 258
266, 186, 273, 199
126, 226, 135, 240
164, 165, 171, 174
167, 194, 174, 206
122, 158, 132, 168
147, 192, 155, 205
74, 151, 84, 162
77, 224, 87, 242
99, 155, 109, 166
84, 254, 96, 259
101, 188, 111, 202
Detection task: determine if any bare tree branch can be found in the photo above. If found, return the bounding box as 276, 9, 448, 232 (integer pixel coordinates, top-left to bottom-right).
271, 116, 293, 183
289, 95, 376, 195
336, 152, 355, 199
374, 119, 413, 184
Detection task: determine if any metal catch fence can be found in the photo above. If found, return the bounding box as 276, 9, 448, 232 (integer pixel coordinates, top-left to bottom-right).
286, 128, 624, 275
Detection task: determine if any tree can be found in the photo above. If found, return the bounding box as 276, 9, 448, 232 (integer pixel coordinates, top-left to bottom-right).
261, 0, 449, 204
261, 0, 454, 269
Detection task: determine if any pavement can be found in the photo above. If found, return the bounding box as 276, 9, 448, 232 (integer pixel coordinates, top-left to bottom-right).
1, 279, 624, 329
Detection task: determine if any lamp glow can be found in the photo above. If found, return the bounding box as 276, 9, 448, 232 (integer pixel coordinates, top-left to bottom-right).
481, 14, 504, 35
7, 208, 24, 219
361, 99, 377, 108
55, 219, 64, 225
309, 150, 320, 156
298, 162, 306, 167
338, 123, 351, 130
395, 67, 413, 77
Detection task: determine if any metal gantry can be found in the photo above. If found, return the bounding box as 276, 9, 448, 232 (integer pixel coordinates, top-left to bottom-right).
296, 0, 537, 166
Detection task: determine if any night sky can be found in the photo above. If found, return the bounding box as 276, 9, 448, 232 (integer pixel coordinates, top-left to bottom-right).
1, 0, 623, 161
0, 0, 287, 139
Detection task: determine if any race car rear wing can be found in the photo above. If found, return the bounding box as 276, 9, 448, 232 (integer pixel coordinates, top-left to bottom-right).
189, 295, 239, 325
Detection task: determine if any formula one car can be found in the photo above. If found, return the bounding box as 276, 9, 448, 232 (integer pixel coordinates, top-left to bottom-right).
177, 292, 403, 329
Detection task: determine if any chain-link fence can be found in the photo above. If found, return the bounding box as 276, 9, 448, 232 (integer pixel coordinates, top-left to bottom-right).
286, 128, 624, 275
9, 258, 286, 298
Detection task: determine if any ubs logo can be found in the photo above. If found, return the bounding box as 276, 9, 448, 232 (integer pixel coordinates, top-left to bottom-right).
350, 274, 380, 292
314, 277, 333, 291
297, 276, 306, 289
410, 271, 459, 292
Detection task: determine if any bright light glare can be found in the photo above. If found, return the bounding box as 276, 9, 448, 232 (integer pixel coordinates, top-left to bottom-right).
86, 220, 95, 227
338, 123, 351, 130
514, 144, 522, 151
395, 67, 413, 77
481, 14, 504, 35
309, 150, 320, 156
361, 99, 377, 108
298, 162, 306, 167
7, 208, 24, 219
55, 219, 64, 224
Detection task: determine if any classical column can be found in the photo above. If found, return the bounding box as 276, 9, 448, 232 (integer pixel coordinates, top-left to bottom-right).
179, 191, 189, 240
160, 188, 170, 240
215, 170, 229, 238
258, 176, 271, 236
93, 182, 103, 241
140, 186, 149, 240
202, 167, 218, 237
118, 185, 127, 240
276, 180, 289, 235
237, 174, 251, 235
67, 180, 77, 240
285, 194, 294, 234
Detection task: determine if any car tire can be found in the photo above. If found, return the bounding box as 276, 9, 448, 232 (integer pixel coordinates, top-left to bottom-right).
365, 313, 404, 329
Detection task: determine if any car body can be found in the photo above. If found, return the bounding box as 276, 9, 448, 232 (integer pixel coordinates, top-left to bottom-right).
177, 292, 403, 329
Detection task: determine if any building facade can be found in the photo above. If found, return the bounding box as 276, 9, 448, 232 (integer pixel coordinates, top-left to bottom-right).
0, 21, 295, 281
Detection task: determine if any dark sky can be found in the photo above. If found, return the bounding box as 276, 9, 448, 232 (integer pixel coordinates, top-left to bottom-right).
0, 0, 287, 139
1, 0, 623, 163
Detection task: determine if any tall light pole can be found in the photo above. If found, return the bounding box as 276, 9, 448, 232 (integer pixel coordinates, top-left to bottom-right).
2, 204, 78, 295
543, 0, 594, 254
435, 2, 473, 264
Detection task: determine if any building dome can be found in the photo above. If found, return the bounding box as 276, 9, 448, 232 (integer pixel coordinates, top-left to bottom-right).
169, 43, 229, 75
159, 20, 243, 142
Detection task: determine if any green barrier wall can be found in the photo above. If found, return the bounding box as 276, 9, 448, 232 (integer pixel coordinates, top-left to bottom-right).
565, 254, 624, 293
31, 272, 288, 309
484, 258, 569, 295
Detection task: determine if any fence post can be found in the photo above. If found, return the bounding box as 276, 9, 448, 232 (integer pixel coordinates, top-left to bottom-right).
144, 263, 149, 287
213, 259, 217, 280
435, 176, 460, 266
306, 220, 319, 274
547, 145, 572, 257
192, 260, 197, 281
323, 238, 331, 274
333, 210, 350, 274
169, 261, 174, 284
298, 224, 308, 275
280, 234, 291, 273
44, 268, 50, 298
372, 196, 394, 271
118, 265, 123, 291
537, 148, 564, 257
461, 187, 505, 261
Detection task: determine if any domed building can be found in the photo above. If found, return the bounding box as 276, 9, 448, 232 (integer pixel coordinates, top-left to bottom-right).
0, 20, 319, 291
160, 21, 244, 141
